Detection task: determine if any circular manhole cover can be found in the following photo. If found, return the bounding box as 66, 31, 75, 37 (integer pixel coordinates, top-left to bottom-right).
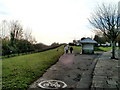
38, 80, 67, 89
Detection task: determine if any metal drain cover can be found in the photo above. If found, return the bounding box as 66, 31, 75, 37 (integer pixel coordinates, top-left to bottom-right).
38, 80, 67, 89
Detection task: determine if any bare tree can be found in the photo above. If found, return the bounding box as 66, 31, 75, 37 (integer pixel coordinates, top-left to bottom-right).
24, 28, 37, 44
10, 20, 23, 45
24, 29, 32, 41
88, 3, 120, 59
0, 20, 9, 39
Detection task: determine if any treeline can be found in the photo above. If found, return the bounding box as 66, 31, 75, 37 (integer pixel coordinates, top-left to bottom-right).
1, 20, 60, 58
93, 31, 120, 47
34, 42, 61, 52
1, 20, 36, 57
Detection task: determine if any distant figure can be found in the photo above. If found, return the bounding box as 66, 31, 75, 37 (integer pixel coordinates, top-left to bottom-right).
70, 47, 73, 54
64, 45, 69, 54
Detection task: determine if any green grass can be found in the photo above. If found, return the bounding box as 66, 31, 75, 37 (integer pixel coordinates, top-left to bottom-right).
72, 46, 81, 52
72, 46, 111, 52
95, 47, 112, 51
2, 46, 64, 89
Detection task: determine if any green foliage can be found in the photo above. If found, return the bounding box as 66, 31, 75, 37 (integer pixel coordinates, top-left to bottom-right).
2, 39, 11, 56
2, 46, 64, 89
2, 38, 35, 56
94, 35, 110, 44
95, 47, 111, 51
1, 20, 36, 56
16, 39, 35, 53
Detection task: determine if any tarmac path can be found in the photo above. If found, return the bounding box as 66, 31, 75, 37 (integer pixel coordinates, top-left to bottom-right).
29, 52, 101, 89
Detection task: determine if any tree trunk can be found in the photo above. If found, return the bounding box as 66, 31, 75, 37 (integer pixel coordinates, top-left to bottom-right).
111, 41, 116, 59
119, 41, 120, 49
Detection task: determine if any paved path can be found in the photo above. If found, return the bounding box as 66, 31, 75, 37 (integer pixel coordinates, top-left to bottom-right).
91, 50, 119, 89
29, 52, 100, 89
28, 50, 119, 89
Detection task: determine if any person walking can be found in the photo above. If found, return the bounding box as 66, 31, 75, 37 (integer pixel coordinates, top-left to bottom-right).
64, 45, 69, 54
70, 47, 73, 54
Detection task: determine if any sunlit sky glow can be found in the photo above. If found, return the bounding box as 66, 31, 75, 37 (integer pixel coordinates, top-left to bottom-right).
0, 0, 119, 45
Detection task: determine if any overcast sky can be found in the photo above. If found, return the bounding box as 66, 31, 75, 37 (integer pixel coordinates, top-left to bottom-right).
0, 0, 119, 45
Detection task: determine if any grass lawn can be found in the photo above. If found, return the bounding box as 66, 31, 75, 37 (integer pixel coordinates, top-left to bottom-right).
72, 46, 81, 52
72, 46, 112, 52
95, 47, 112, 51
2, 46, 64, 89
72, 46, 111, 52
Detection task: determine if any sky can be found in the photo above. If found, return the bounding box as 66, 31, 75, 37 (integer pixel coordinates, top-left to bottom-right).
0, 0, 120, 45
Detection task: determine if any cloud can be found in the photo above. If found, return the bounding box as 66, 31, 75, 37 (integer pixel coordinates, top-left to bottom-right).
0, 11, 9, 15
0, 0, 119, 45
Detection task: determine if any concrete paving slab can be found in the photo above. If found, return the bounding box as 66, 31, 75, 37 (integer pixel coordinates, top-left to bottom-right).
91, 50, 119, 89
